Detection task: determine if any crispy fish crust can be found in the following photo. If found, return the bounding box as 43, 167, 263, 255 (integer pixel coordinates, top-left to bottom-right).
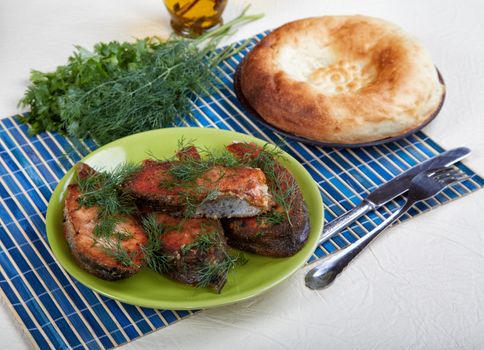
153, 213, 229, 292
124, 159, 273, 218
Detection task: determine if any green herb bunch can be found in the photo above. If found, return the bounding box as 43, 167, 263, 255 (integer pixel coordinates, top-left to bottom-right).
19, 38, 162, 135
19, 7, 262, 144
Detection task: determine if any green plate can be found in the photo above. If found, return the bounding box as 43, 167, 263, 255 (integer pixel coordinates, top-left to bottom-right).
46, 128, 323, 309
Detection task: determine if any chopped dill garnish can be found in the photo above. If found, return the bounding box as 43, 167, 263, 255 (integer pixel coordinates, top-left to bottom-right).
77, 163, 141, 263
195, 250, 247, 289
140, 214, 172, 274
77, 163, 140, 217
257, 211, 286, 226
181, 230, 222, 254
92, 216, 133, 239
93, 237, 135, 267
182, 187, 220, 218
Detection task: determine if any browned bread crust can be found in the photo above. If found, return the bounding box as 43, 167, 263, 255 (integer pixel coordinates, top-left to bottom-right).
240, 16, 445, 144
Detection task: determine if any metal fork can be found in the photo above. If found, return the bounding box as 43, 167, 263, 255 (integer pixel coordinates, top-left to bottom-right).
305, 167, 468, 290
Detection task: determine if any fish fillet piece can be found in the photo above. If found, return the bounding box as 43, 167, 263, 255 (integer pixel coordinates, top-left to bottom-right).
148, 212, 231, 292
124, 156, 273, 218
222, 142, 310, 257
64, 185, 148, 280
64, 163, 147, 280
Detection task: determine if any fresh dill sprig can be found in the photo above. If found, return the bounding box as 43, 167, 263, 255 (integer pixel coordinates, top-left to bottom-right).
77, 163, 142, 264
168, 148, 239, 182
176, 137, 197, 153
181, 230, 222, 254
182, 187, 220, 218
140, 215, 171, 274
195, 250, 247, 289
93, 237, 135, 267
257, 211, 286, 226
246, 143, 286, 168
92, 216, 133, 239
77, 163, 140, 217
142, 214, 166, 237
267, 166, 298, 226
246, 145, 298, 226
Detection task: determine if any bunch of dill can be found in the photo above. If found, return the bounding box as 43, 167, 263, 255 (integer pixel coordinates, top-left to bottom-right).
19, 7, 262, 145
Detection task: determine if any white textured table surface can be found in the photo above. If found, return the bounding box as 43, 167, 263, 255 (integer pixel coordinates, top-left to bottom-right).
1, 1, 483, 349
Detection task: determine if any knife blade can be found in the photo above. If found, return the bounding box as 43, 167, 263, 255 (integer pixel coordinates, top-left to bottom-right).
319, 147, 471, 243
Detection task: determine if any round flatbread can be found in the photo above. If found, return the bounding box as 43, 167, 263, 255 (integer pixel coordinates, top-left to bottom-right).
239, 16, 445, 144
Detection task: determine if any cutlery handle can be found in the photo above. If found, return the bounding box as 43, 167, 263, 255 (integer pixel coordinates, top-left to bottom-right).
319, 201, 374, 244
306, 200, 414, 290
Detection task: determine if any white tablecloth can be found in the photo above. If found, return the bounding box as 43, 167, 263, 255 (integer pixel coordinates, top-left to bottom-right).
1, 0, 483, 349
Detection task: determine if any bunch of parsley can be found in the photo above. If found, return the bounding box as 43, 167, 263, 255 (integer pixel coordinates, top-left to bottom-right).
19, 7, 261, 144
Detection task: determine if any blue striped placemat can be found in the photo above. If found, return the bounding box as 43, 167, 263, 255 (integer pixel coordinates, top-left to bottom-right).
0, 31, 482, 349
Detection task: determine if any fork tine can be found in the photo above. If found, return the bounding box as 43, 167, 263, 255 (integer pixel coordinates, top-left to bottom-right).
432, 169, 460, 180
441, 178, 459, 185
432, 168, 452, 176
440, 169, 459, 177
441, 168, 464, 177
453, 175, 470, 182
437, 174, 460, 183
439, 170, 468, 180
441, 175, 470, 185
446, 168, 466, 176
428, 168, 469, 187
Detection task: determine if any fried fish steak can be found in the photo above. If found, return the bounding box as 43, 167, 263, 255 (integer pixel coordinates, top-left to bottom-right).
222, 142, 310, 257
64, 164, 148, 280
123, 148, 273, 218
150, 213, 231, 293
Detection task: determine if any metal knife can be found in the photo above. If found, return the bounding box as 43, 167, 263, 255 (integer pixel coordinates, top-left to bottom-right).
319, 147, 471, 244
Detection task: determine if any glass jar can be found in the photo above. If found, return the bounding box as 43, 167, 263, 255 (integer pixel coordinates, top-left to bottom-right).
163, 0, 228, 37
